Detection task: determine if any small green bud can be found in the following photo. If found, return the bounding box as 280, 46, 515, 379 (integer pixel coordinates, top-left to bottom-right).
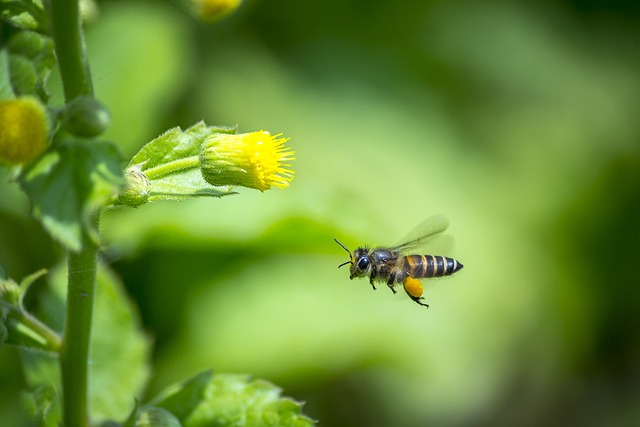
0, 278, 21, 306
61, 96, 111, 137
118, 166, 150, 207
0, 96, 49, 165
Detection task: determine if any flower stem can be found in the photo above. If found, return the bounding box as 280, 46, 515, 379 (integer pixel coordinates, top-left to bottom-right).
50, 0, 93, 100
50, 1, 99, 425
16, 309, 62, 351
59, 230, 98, 427
143, 155, 201, 179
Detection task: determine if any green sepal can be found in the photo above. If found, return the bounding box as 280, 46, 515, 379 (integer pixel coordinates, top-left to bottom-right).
128, 121, 235, 170
18, 138, 124, 251
145, 371, 316, 427
117, 121, 237, 207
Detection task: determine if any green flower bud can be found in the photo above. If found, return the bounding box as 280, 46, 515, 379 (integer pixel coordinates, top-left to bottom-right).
61, 96, 111, 138
200, 130, 295, 192
0, 96, 49, 165
118, 166, 150, 207
0, 278, 21, 306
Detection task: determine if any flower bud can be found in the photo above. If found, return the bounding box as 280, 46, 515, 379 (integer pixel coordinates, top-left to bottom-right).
0, 96, 49, 165
60, 96, 111, 138
0, 278, 21, 306
118, 166, 150, 207
200, 130, 294, 191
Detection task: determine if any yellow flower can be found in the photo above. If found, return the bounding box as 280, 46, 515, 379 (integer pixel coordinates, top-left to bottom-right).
200, 130, 295, 191
190, 0, 241, 22
0, 96, 49, 165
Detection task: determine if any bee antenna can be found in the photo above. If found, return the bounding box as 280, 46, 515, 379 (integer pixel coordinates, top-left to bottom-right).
337, 260, 351, 269
333, 238, 351, 254
334, 238, 353, 268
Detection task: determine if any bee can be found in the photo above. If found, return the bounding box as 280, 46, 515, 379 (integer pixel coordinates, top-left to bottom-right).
334, 214, 463, 307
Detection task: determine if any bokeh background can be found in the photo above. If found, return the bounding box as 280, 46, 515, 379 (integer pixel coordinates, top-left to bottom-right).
2, 0, 640, 425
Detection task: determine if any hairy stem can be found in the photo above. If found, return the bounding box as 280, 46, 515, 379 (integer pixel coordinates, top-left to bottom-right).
50, 0, 93, 100
143, 155, 201, 179
59, 229, 98, 427
50, 1, 98, 425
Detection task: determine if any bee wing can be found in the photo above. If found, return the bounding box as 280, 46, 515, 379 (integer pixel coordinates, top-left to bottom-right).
392, 214, 451, 254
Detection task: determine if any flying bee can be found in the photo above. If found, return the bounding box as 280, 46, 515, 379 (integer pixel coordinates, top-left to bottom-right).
334, 214, 463, 307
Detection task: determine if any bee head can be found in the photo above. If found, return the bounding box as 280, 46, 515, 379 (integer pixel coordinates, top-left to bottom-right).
348, 247, 372, 279
334, 238, 373, 280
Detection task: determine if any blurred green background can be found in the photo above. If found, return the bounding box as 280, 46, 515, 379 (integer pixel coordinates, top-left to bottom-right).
2, 0, 640, 425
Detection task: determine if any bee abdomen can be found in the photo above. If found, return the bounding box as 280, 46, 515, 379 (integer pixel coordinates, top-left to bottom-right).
404, 255, 463, 278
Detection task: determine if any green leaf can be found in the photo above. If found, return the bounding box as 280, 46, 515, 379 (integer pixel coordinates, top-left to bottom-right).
19, 352, 60, 427
149, 370, 212, 421
20, 262, 152, 424
150, 372, 315, 427
6, 30, 55, 99
146, 169, 236, 202
125, 405, 183, 427
19, 138, 123, 251
17, 269, 47, 306
88, 264, 151, 420
21, 383, 57, 425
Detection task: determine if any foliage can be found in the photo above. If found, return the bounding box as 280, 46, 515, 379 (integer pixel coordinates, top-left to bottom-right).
2, 0, 640, 426
0, 0, 309, 426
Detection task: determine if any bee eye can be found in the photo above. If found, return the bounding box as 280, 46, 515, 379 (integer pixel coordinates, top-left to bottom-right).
357, 257, 369, 270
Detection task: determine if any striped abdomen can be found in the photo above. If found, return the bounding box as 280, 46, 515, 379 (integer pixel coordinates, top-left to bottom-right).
402, 255, 463, 279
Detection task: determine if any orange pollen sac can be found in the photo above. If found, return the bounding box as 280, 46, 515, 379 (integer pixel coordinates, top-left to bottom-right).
403, 277, 424, 299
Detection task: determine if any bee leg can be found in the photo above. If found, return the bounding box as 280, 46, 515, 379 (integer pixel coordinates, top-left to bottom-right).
369, 268, 378, 290
410, 296, 429, 307
386, 274, 398, 294
403, 277, 429, 308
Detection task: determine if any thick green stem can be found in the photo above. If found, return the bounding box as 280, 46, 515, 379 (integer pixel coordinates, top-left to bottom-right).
59, 233, 98, 427
49, 1, 98, 426
50, 0, 93, 100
